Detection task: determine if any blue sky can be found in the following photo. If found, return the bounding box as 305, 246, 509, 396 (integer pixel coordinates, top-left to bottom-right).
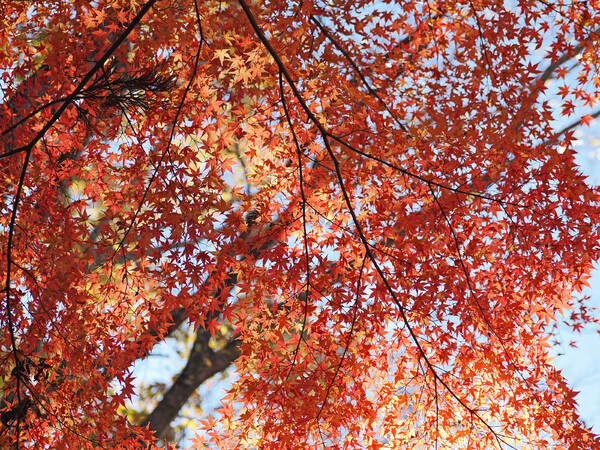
553, 128, 600, 432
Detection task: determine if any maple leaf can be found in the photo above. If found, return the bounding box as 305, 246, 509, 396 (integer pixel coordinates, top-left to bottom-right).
556, 66, 569, 79
214, 48, 230, 65
581, 114, 594, 127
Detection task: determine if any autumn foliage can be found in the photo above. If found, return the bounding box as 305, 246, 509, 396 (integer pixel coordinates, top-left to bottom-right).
2, 0, 600, 447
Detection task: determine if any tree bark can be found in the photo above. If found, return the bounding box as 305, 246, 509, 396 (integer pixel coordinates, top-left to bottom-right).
140, 330, 240, 440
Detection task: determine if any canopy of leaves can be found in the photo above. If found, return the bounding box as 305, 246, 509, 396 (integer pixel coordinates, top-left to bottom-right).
1, 0, 600, 448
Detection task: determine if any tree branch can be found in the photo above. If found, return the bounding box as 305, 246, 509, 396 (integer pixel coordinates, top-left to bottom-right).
544, 108, 600, 146
139, 330, 240, 441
